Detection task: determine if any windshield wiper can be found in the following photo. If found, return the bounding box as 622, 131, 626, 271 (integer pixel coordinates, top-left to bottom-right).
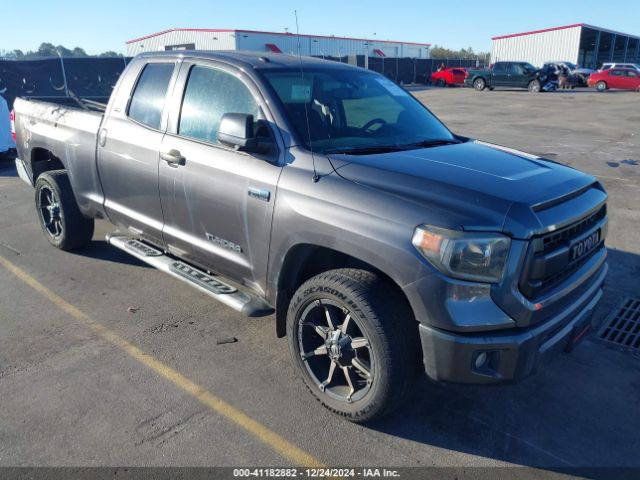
401, 138, 462, 149
323, 145, 408, 155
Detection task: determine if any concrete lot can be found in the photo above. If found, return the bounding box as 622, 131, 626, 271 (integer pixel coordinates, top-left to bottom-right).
1, 88, 639, 474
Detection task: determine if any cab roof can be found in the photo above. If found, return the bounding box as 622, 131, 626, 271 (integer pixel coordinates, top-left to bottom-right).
135, 50, 360, 71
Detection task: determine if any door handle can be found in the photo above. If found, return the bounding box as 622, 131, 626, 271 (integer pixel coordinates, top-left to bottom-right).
160, 149, 185, 167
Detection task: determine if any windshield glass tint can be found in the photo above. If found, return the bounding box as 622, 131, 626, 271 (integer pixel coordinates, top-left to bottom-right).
262, 68, 453, 153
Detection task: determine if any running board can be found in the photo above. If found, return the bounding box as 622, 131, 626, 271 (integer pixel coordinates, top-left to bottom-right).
106, 234, 274, 317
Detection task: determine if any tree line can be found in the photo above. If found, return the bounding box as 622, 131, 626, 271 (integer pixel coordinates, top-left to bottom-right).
0, 43, 122, 59
430, 45, 488, 60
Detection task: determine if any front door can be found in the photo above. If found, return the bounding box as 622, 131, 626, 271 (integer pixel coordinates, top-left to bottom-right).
97, 60, 177, 246
158, 61, 282, 293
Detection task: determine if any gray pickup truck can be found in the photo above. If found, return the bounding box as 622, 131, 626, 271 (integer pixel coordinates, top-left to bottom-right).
13, 51, 608, 422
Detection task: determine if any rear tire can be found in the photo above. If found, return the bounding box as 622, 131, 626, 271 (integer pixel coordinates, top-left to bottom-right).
596, 81, 607, 92
437, 79, 446, 88
35, 170, 94, 251
473, 78, 486, 91
287, 269, 418, 423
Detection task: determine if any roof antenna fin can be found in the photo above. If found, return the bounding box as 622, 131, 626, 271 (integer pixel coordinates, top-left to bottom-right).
294, 10, 319, 183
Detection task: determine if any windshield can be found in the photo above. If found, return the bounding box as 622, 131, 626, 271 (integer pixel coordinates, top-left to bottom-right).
261, 68, 455, 154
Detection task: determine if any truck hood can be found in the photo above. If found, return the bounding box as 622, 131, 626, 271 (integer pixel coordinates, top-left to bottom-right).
331, 140, 597, 238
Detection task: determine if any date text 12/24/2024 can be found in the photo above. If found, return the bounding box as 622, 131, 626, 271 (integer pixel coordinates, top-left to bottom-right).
233, 468, 400, 478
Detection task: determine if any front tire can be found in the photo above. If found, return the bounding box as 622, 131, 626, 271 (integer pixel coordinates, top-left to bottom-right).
35, 170, 94, 251
287, 269, 418, 423
596, 81, 607, 92
528, 80, 541, 92
473, 78, 486, 91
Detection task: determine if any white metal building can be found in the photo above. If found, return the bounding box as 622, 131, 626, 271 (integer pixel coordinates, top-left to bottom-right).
126, 28, 432, 59
491, 24, 640, 69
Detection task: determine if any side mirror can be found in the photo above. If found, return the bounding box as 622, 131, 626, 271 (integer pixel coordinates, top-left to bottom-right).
218, 113, 273, 154
218, 113, 255, 149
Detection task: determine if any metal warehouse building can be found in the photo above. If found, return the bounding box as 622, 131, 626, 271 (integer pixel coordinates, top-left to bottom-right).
126, 28, 432, 59
491, 24, 640, 69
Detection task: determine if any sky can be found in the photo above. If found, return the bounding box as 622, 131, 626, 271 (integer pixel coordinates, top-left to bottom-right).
3, 0, 639, 55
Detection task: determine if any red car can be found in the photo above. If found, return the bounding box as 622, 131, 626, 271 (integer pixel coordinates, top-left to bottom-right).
588, 68, 640, 92
430, 68, 467, 87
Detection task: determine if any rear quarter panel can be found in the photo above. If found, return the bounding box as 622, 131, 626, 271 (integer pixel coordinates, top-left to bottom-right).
14, 98, 105, 217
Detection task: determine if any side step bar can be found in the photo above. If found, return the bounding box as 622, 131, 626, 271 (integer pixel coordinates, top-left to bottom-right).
106, 234, 274, 317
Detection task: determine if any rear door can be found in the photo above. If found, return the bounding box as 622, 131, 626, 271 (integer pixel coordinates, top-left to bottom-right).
158, 60, 283, 291
97, 60, 178, 246
624, 69, 640, 90
491, 63, 509, 86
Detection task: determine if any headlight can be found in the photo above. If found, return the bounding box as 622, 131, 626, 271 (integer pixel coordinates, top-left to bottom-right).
412, 225, 510, 283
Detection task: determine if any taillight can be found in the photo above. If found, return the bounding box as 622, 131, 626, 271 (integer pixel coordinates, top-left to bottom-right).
10, 110, 16, 143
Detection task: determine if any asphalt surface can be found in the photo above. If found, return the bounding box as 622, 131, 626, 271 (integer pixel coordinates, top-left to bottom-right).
1, 87, 639, 473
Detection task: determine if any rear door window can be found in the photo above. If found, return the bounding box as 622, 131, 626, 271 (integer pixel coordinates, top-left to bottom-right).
178, 65, 259, 144
493, 63, 507, 74
128, 63, 174, 130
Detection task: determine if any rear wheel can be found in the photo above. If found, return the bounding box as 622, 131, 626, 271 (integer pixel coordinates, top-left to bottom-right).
473, 78, 486, 91
437, 79, 447, 88
287, 269, 418, 423
596, 81, 607, 92
35, 170, 94, 251
528, 80, 541, 92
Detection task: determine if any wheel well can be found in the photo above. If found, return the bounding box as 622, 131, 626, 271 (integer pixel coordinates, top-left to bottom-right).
274, 244, 411, 337
31, 148, 65, 182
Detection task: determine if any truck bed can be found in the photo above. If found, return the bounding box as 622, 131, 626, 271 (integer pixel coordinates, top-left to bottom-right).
13, 97, 106, 217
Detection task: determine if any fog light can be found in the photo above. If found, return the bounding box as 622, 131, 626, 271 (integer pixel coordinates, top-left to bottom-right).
474, 351, 488, 369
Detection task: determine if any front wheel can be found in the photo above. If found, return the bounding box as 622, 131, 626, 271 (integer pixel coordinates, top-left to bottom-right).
287, 269, 418, 423
473, 78, 486, 91
35, 170, 94, 251
596, 81, 607, 92
528, 80, 541, 93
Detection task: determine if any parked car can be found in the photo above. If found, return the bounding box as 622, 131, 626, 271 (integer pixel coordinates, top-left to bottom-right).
430, 68, 467, 87
542, 61, 594, 87
13, 51, 608, 422
465, 61, 545, 92
601, 63, 640, 73
588, 68, 640, 92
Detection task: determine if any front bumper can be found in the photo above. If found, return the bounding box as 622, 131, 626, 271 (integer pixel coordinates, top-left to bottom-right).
418, 262, 606, 384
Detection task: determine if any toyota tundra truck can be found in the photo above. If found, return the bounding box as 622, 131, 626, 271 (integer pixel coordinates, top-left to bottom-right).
12, 51, 608, 422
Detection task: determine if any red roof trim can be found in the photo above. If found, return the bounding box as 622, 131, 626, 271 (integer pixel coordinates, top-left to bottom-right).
265, 43, 282, 53
492, 23, 584, 41
126, 28, 431, 47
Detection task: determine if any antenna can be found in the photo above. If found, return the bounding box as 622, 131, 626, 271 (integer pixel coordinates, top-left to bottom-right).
294, 10, 319, 183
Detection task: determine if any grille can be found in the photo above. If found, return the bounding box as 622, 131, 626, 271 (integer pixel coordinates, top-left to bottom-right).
598, 297, 640, 350
520, 205, 607, 299
542, 205, 606, 253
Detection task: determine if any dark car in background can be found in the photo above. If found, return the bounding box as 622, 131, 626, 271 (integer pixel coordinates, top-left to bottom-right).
465, 61, 544, 92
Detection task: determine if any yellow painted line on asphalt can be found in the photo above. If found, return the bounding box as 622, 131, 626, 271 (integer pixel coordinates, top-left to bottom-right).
0, 254, 324, 468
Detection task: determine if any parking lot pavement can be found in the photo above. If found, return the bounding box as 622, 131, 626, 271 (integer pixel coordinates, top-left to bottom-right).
1, 88, 639, 472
